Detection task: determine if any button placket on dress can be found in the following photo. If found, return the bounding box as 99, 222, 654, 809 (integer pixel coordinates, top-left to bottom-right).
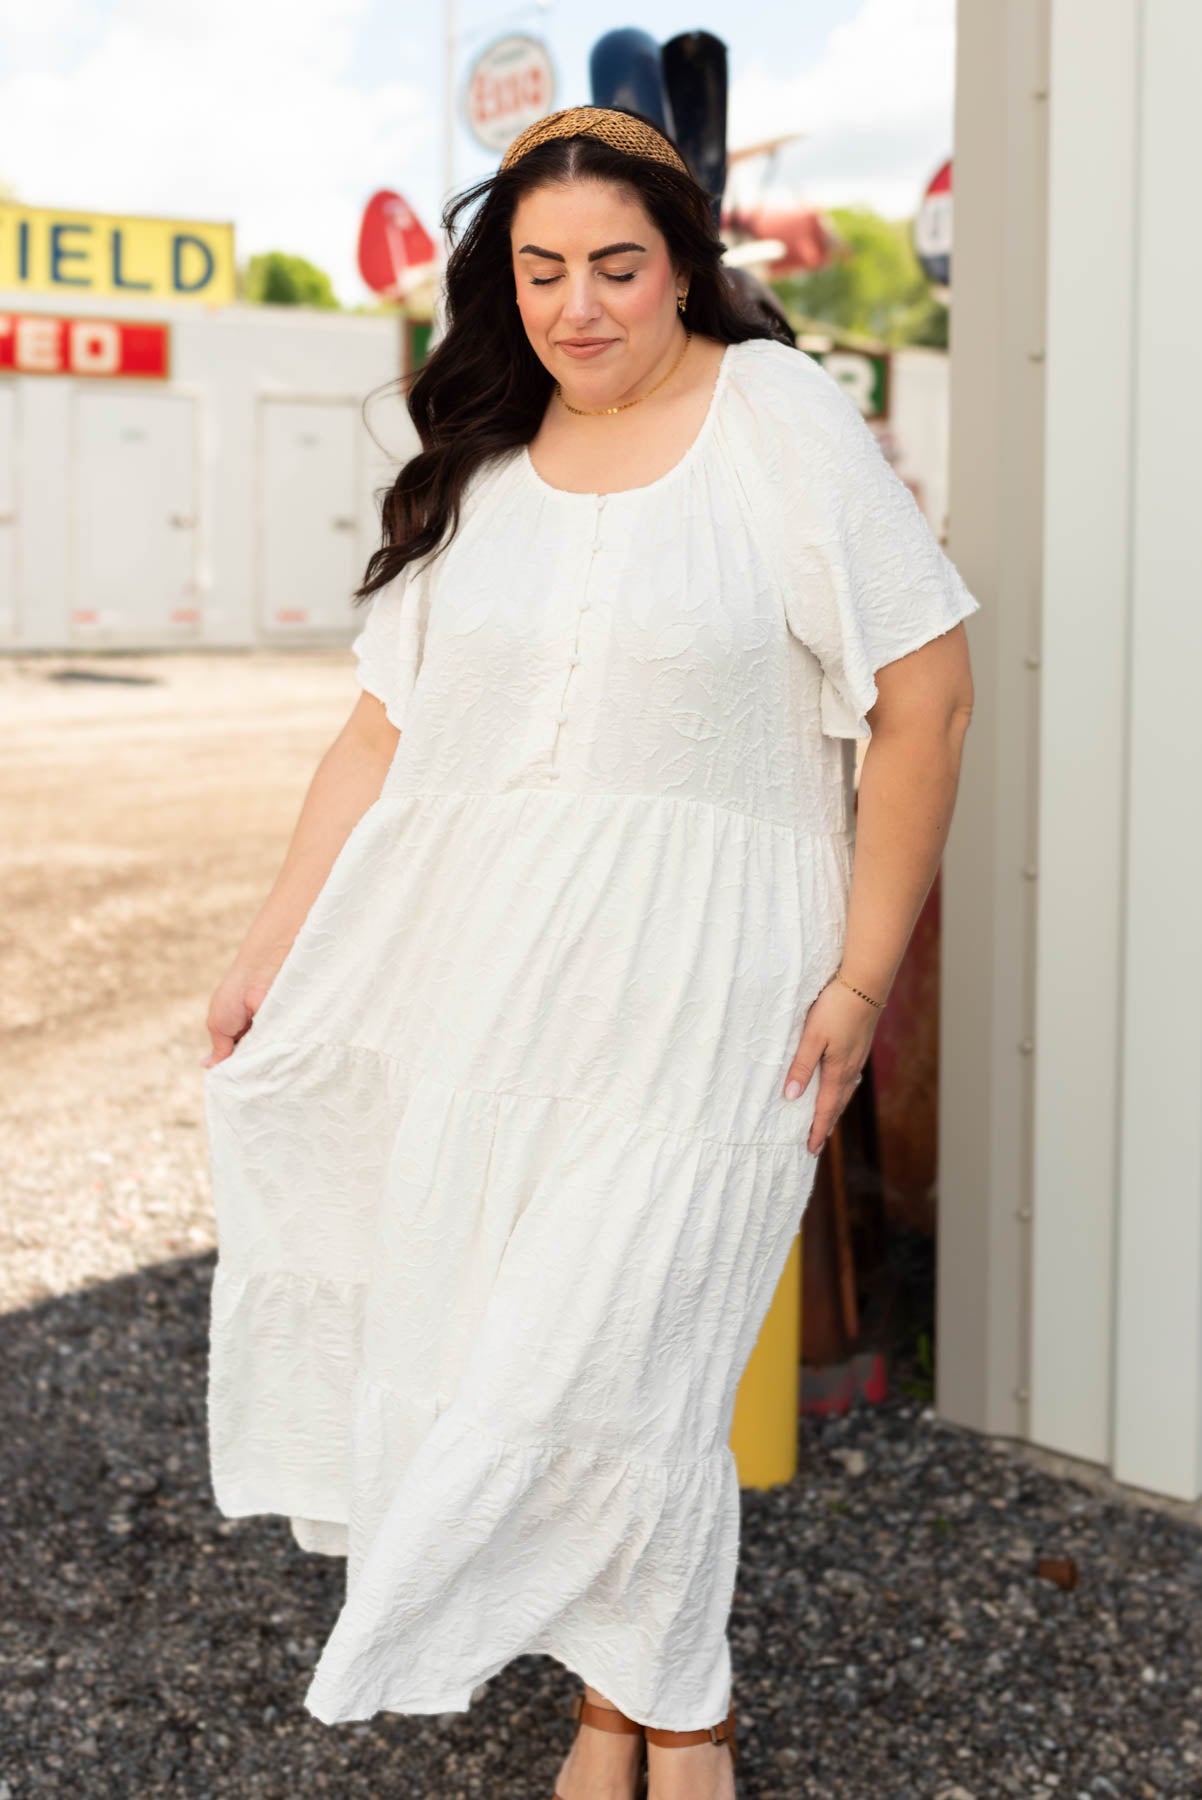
547, 494, 607, 781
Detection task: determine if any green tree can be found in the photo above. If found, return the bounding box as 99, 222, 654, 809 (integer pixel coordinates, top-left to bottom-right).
772, 206, 947, 349
240, 251, 341, 309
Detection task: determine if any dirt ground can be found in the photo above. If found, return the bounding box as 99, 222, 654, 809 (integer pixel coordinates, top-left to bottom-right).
0, 648, 358, 1313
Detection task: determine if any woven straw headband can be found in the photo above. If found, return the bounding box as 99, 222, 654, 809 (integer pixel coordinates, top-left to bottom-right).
499, 105, 691, 178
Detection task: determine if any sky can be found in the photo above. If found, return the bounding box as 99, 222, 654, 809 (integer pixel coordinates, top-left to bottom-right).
0, 0, 958, 307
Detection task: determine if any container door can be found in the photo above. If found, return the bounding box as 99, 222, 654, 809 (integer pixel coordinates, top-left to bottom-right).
71, 389, 199, 640
260, 398, 362, 634
0, 386, 17, 640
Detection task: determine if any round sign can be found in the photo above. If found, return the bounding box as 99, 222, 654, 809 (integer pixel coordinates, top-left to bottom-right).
464, 33, 556, 156
914, 158, 952, 290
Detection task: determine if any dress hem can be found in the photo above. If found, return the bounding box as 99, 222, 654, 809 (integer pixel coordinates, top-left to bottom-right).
304, 1683, 478, 1724
303, 1639, 733, 1733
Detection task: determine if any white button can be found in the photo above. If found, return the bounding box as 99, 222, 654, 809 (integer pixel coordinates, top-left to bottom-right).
555, 711, 568, 724
548, 767, 561, 779
579, 598, 591, 611
568, 654, 581, 666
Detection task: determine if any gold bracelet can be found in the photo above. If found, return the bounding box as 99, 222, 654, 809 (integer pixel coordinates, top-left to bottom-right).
835, 969, 885, 1010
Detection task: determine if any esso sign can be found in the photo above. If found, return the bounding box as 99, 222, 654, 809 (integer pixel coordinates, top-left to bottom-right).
464, 34, 556, 156
0, 312, 169, 378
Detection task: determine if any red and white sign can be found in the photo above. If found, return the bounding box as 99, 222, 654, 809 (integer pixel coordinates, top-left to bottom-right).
0, 313, 169, 379
914, 159, 952, 291
357, 191, 437, 299
464, 33, 556, 155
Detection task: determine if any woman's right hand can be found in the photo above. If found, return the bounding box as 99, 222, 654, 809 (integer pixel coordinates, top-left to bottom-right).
202, 951, 289, 1069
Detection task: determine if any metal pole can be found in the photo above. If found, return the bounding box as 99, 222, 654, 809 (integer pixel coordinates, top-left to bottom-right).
444, 0, 456, 210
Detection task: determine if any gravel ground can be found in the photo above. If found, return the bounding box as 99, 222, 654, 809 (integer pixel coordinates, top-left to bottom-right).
4, 1262, 1202, 1799
4, 653, 1201, 1799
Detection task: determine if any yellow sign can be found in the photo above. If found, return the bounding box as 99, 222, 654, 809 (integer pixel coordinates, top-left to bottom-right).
0, 203, 236, 305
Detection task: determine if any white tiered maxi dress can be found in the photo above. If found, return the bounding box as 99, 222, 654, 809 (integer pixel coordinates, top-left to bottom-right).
203, 335, 981, 1729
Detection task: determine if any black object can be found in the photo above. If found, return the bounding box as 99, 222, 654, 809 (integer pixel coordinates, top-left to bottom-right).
587, 27, 791, 346
660, 31, 728, 233
724, 265, 797, 346
589, 28, 729, 240
589, 29, 674, 135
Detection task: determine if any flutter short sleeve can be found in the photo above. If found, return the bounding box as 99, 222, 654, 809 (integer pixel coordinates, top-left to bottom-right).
349, 561, 425, 731
778, 359, 982, 740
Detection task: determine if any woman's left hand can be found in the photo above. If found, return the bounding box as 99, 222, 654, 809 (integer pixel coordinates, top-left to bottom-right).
782, 978, 882, 1154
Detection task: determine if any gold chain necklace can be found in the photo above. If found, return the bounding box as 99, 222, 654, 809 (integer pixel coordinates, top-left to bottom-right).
556, 329, 693, 416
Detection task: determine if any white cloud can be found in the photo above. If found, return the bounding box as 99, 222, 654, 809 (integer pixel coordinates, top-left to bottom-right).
0, 0, 94, 61
726, 0, 957, 220
0, 0, 959, 300
0, 0, 431, 303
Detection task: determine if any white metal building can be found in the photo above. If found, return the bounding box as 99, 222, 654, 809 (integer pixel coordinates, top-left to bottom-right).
1, 286, 959, 657
0, 293, 412, 650
941, 0, 1202, 1502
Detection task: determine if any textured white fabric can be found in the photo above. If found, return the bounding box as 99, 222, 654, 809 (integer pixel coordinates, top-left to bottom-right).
203, 336, 980, 1730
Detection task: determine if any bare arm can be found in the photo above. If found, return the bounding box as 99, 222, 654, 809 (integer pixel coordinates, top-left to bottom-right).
203, 690, 400, 1066
782, 622, 976, 1152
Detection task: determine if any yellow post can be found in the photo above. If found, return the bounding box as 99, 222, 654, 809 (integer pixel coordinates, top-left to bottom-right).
729, 1228, 801, 1487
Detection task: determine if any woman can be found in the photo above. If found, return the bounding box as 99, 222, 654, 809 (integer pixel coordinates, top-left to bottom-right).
202, 104, 979, 1800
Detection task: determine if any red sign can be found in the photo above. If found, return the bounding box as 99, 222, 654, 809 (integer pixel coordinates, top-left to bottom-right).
357, 191, 436, 299
0, 312, 169, 378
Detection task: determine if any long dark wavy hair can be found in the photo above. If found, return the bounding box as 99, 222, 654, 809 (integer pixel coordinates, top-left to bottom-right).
354, 109, 789, 605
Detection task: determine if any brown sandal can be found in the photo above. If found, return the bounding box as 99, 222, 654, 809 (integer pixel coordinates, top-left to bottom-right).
644, 1701, 738, 1769
552, 1690, 649, 1799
